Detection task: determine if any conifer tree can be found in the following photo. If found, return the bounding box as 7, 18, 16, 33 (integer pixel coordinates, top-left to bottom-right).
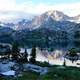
24, 49, 28, 62
11, 42, 20, 60
30, 46, 36, 64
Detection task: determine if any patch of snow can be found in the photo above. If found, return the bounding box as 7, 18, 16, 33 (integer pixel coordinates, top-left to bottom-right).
23, 63, 48, 75
1, 70, 15, 76
0, 61, 15, 72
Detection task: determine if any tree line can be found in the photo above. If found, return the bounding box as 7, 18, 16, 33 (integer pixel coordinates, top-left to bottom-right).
8, 42, 37, 64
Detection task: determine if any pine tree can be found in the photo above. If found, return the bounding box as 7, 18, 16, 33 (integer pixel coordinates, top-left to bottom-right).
69, 48, 78, 63
24, 49, 28, 62
29, 46, 36, 64
63, 58, 66, 66
11, 42, 20, 60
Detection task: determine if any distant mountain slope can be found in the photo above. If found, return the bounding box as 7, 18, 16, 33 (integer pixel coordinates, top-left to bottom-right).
13, 10, 77, 31
0, 10, 80, 48
0, 10, 80, 30
0, 26, 14, 43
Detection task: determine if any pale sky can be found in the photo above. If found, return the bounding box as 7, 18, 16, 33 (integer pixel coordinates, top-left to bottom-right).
0, 0, 80, 22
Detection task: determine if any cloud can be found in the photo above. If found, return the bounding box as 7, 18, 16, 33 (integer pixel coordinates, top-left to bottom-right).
23, 2, 80, 16
0, 0, 16, 11
0, 0, 80, 22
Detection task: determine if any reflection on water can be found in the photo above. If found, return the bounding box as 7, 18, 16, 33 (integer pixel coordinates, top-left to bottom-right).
12, 44, 80, 67
36, 48, 80, 67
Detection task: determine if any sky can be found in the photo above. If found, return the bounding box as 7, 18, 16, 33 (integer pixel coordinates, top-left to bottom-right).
0, 0, 80, 22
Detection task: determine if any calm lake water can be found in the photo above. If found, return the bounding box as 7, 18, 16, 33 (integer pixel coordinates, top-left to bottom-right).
21, 48, 80, 67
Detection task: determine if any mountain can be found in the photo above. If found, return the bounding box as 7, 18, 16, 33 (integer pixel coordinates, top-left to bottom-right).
1, 10, 80, 31
10, 10, 79, 48
0, 12, 35, 30
0, 19, 33, 30
71, 15, 80, 23
44, 10, 80, 23
23, 10, 76, 31
43, 10, 70, 21
14, 19, 32, 30
0, 22, 15, 30
13, 10, 77, 31
0, 10, 80, 49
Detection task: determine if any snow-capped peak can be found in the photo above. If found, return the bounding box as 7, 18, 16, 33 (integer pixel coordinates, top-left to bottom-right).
44, 10, 70, 21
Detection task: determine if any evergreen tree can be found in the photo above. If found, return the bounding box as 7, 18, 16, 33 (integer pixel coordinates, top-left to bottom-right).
68, 48, 78, 63
63, 58, 66, 67
24, 49, 28, 62
11, 42, 20, 60
29, 46, 36, 64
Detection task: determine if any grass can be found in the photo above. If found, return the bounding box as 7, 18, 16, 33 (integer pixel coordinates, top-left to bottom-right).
15, 71, 39, 80
0, 64, 80, 80
41, 66, 80, 80
35, 61, 51, 67
0, 71, 40, 80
